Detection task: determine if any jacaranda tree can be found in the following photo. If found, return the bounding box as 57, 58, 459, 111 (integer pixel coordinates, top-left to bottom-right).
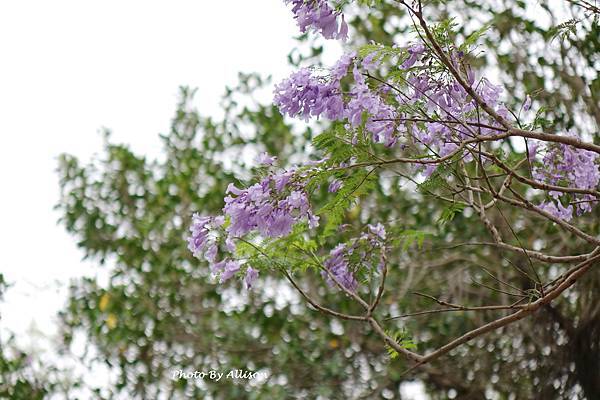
56, 0, 599, 399
186, 0, 600, 398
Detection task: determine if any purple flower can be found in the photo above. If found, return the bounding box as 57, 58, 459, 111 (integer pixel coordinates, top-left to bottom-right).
321, 243, 357, 292
187, 213, 211, 256
532, 134, 599, 217
256, 152, 277, 166
407, 74, 430, 101
187, 214, 224, 262
244, 267, 259, 289
223, 169, 319, 240
284, 0, 348, 40
331, 51, 355, 80
308, 213, 320, 228
345, 64, 398, 144
210, 260, 227, 275
328, 179, 343, 193
274, 68, 344, 121
275, 52, 400, 146
220, 260, 241, 283
402, 43, 425, 69
362, 51, 382, 71
539, 201, 574, 222
478, 78, 503, 105
338, 14, 348, 41
523, 95, 532, 111
205, 243, 218, 263
367, 223, 386, 240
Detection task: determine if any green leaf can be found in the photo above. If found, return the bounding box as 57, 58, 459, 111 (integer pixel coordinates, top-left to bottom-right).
438, 203, 465, 226
460, 21, 493, 50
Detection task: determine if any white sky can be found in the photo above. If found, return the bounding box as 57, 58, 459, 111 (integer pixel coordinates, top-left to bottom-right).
0, 1, 426, 397
0, 0, 301, 340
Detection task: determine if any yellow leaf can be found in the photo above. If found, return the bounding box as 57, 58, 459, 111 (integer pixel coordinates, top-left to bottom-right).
329, 339, 339, 349
99, 293, 110, 312
106, 313, 117, 329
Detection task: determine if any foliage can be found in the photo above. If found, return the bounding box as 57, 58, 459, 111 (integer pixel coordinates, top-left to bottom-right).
51, 1, 600, 399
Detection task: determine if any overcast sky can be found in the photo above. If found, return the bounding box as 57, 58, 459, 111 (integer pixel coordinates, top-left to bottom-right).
0, 0, 300, 340
0, 1, 425, 397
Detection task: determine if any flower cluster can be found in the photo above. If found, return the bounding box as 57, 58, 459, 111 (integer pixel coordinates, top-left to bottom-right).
321, 223, 387, 292
404, 62, 508, 175
322, 243, 357, 291
224, 170, 319, 238
273, 68, 345, 122
187, 214, 224, 263
275, 45, 513, 166
187, 214, 251, 285
328, 178, 342, 193
531, 136, 599, 221
187, 164, 321, 289
274, 51, 399, 147
343, 63, 396, 146
189, 2, 600, 297
283, 0, 348, 40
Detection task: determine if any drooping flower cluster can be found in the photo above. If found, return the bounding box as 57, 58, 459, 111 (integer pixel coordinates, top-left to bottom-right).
283, 0, 348, 40
275, 43, 513, 166
187, 213, 224, 263
223, 170, 319, 238
322, 243, 357, 291
402, 53, 509, 174
187, 163, 322, 288
328, 178, 342, 193
274, 51, 399, 147
349, 63, 398, 146
531, 136, 599, 221
273, 51, 354, 122
321, 223, 387, 292
187, 214, 247, 284
273, 68, 345, 122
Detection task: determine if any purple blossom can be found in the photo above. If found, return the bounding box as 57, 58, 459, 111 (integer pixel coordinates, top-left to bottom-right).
478, 78, 503, 106
328, 179, 342, 193
346, 65, 398, 145
210, 260, 227, 275
407, 74, 430, 101
284, 0, 348, 40
187, 214, 223, 261
362, 51, 382, 71
321, 243, 357, 292
331, 51, 355, 80
256, 152, 277, 166
321, 223, 389, 292
220, 260, 241, 283
274, 68, 344, 121
308, 213, 320, 229
275, 52, 399, 146
523, 95, 532, 111
527, 141, 539, 162
244, 267, 259, 289
188, 170, 319, 286
223, 170, 319, 240
539, 201, 574, 222
532, 135, 599, 216
367, 223, 386, 240
187, 214, 211, 255
402, 43, 425, 69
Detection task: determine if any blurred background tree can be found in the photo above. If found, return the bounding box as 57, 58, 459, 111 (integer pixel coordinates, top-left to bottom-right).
49, 1, 599, 399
